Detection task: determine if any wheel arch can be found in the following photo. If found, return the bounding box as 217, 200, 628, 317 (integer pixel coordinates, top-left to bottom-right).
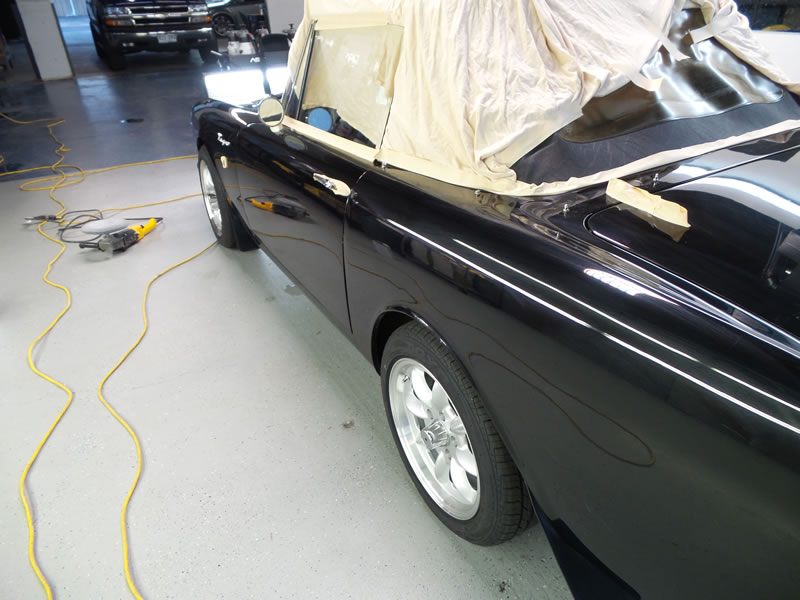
215, 8, 236, 20
370, 306, 534, 480
211, 9, 237, 31
370, 308, 450, 373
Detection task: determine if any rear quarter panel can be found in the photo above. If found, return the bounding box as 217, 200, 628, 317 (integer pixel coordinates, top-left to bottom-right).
346, 168, 800, 600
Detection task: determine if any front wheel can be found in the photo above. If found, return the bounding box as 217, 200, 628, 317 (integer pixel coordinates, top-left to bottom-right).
197, 145, 255, 250
106, 47, 126, 70
92, 31, 106, 58
381, 321, 533, 545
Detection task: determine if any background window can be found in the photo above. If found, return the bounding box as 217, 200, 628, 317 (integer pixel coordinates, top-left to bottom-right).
298, 25, 403, 148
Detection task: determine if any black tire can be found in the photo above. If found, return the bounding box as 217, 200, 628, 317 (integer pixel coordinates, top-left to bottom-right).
212, 14, 234, 37
197, 146, 256, 250
107, 47, 126, 71
381, 321, 534, 546
92, 31, 106, 59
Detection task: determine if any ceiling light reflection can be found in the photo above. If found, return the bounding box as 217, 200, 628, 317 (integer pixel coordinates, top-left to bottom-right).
584, 268, 658, 297
450, 239, 796, 427
204, 69, 266, 106
266, 66, 290, 96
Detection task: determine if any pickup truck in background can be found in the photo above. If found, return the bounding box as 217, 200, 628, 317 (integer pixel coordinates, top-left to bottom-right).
88, 0, 216, 70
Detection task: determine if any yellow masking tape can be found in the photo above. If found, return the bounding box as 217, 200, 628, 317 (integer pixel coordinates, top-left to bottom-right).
606, 178, 690, 228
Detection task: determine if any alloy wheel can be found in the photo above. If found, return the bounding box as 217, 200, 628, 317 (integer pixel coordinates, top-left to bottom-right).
388, 357, 480, 520
199, 160, 222, 235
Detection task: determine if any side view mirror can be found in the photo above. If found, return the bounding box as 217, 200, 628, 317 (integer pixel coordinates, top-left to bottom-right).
258, 97, 284, 127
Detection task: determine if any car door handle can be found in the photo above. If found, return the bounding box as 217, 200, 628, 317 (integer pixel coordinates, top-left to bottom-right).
313, 173, 351, 197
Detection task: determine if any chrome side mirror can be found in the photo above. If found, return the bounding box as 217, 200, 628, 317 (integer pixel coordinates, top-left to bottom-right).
258, 97, 285, 127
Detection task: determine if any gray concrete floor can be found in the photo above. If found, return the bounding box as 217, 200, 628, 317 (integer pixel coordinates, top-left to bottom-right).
0, 73, 572, 598
1, 70, 204, 175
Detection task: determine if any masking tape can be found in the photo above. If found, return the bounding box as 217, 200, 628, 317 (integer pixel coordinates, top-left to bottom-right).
606, 178, 690, 228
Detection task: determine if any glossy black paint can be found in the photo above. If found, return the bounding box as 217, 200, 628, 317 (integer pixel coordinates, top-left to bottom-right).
590, 149, 800, 339
193, 100, 800, 599
235, 124, 366, 332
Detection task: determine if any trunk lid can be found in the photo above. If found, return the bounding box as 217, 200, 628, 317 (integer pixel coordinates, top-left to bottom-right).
587, 141, 800, 339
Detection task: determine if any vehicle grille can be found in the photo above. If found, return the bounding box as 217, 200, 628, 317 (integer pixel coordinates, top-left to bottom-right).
128, 4, 197, 27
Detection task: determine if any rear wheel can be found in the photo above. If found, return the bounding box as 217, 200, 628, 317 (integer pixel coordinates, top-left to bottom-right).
197, 145, 255, 250
381, 322, 533, 545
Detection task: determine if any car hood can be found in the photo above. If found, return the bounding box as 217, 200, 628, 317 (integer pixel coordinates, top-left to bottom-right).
588, 139, 800, 341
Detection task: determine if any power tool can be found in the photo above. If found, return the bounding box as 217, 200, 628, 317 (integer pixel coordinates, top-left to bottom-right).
79, 218, 159, 252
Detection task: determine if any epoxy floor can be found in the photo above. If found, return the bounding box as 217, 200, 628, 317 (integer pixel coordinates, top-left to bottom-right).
0, 75, 572, 598
0, 70, 204, 175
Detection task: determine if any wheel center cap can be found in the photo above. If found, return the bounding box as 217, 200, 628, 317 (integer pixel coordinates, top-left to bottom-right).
421, 420, 449, 450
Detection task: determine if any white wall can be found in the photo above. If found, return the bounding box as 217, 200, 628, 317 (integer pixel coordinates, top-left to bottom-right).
267, 0, 304, 34
16, 0, 73, 80
752, 31, 800, 81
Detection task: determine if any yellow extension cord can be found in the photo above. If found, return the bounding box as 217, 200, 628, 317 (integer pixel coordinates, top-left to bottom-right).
2, 112, 215, 598
96, 240, 216, 600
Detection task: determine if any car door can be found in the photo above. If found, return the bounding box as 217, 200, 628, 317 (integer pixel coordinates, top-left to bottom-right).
236, 21, 403, 333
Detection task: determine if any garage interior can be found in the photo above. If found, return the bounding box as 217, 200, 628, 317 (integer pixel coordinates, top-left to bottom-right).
1, 1, 571, 598
1, 1, 799, 599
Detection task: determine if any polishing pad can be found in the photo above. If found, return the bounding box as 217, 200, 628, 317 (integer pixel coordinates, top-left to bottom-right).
82, 218, 129, 234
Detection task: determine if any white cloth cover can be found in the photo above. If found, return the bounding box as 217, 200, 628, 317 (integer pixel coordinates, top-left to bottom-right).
301, 25, 402, 146
290, 0, 800, 192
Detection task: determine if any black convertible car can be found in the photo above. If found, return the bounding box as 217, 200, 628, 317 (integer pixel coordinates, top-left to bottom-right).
192, 7, 800, 600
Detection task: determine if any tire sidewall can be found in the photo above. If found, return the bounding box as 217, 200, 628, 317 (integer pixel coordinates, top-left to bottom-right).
197, 146, 237, 248
92, 30, 106, 58
107, 49, 126, 70
380, 324, 504, 544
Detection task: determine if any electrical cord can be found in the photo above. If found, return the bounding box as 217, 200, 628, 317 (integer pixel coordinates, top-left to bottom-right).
55, 211, 104, 244
97, 239, 216, 600
56, 215, 166, 245
3, 111, 208, 598
3, 112, 82, 600
1, 154, 194, 191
